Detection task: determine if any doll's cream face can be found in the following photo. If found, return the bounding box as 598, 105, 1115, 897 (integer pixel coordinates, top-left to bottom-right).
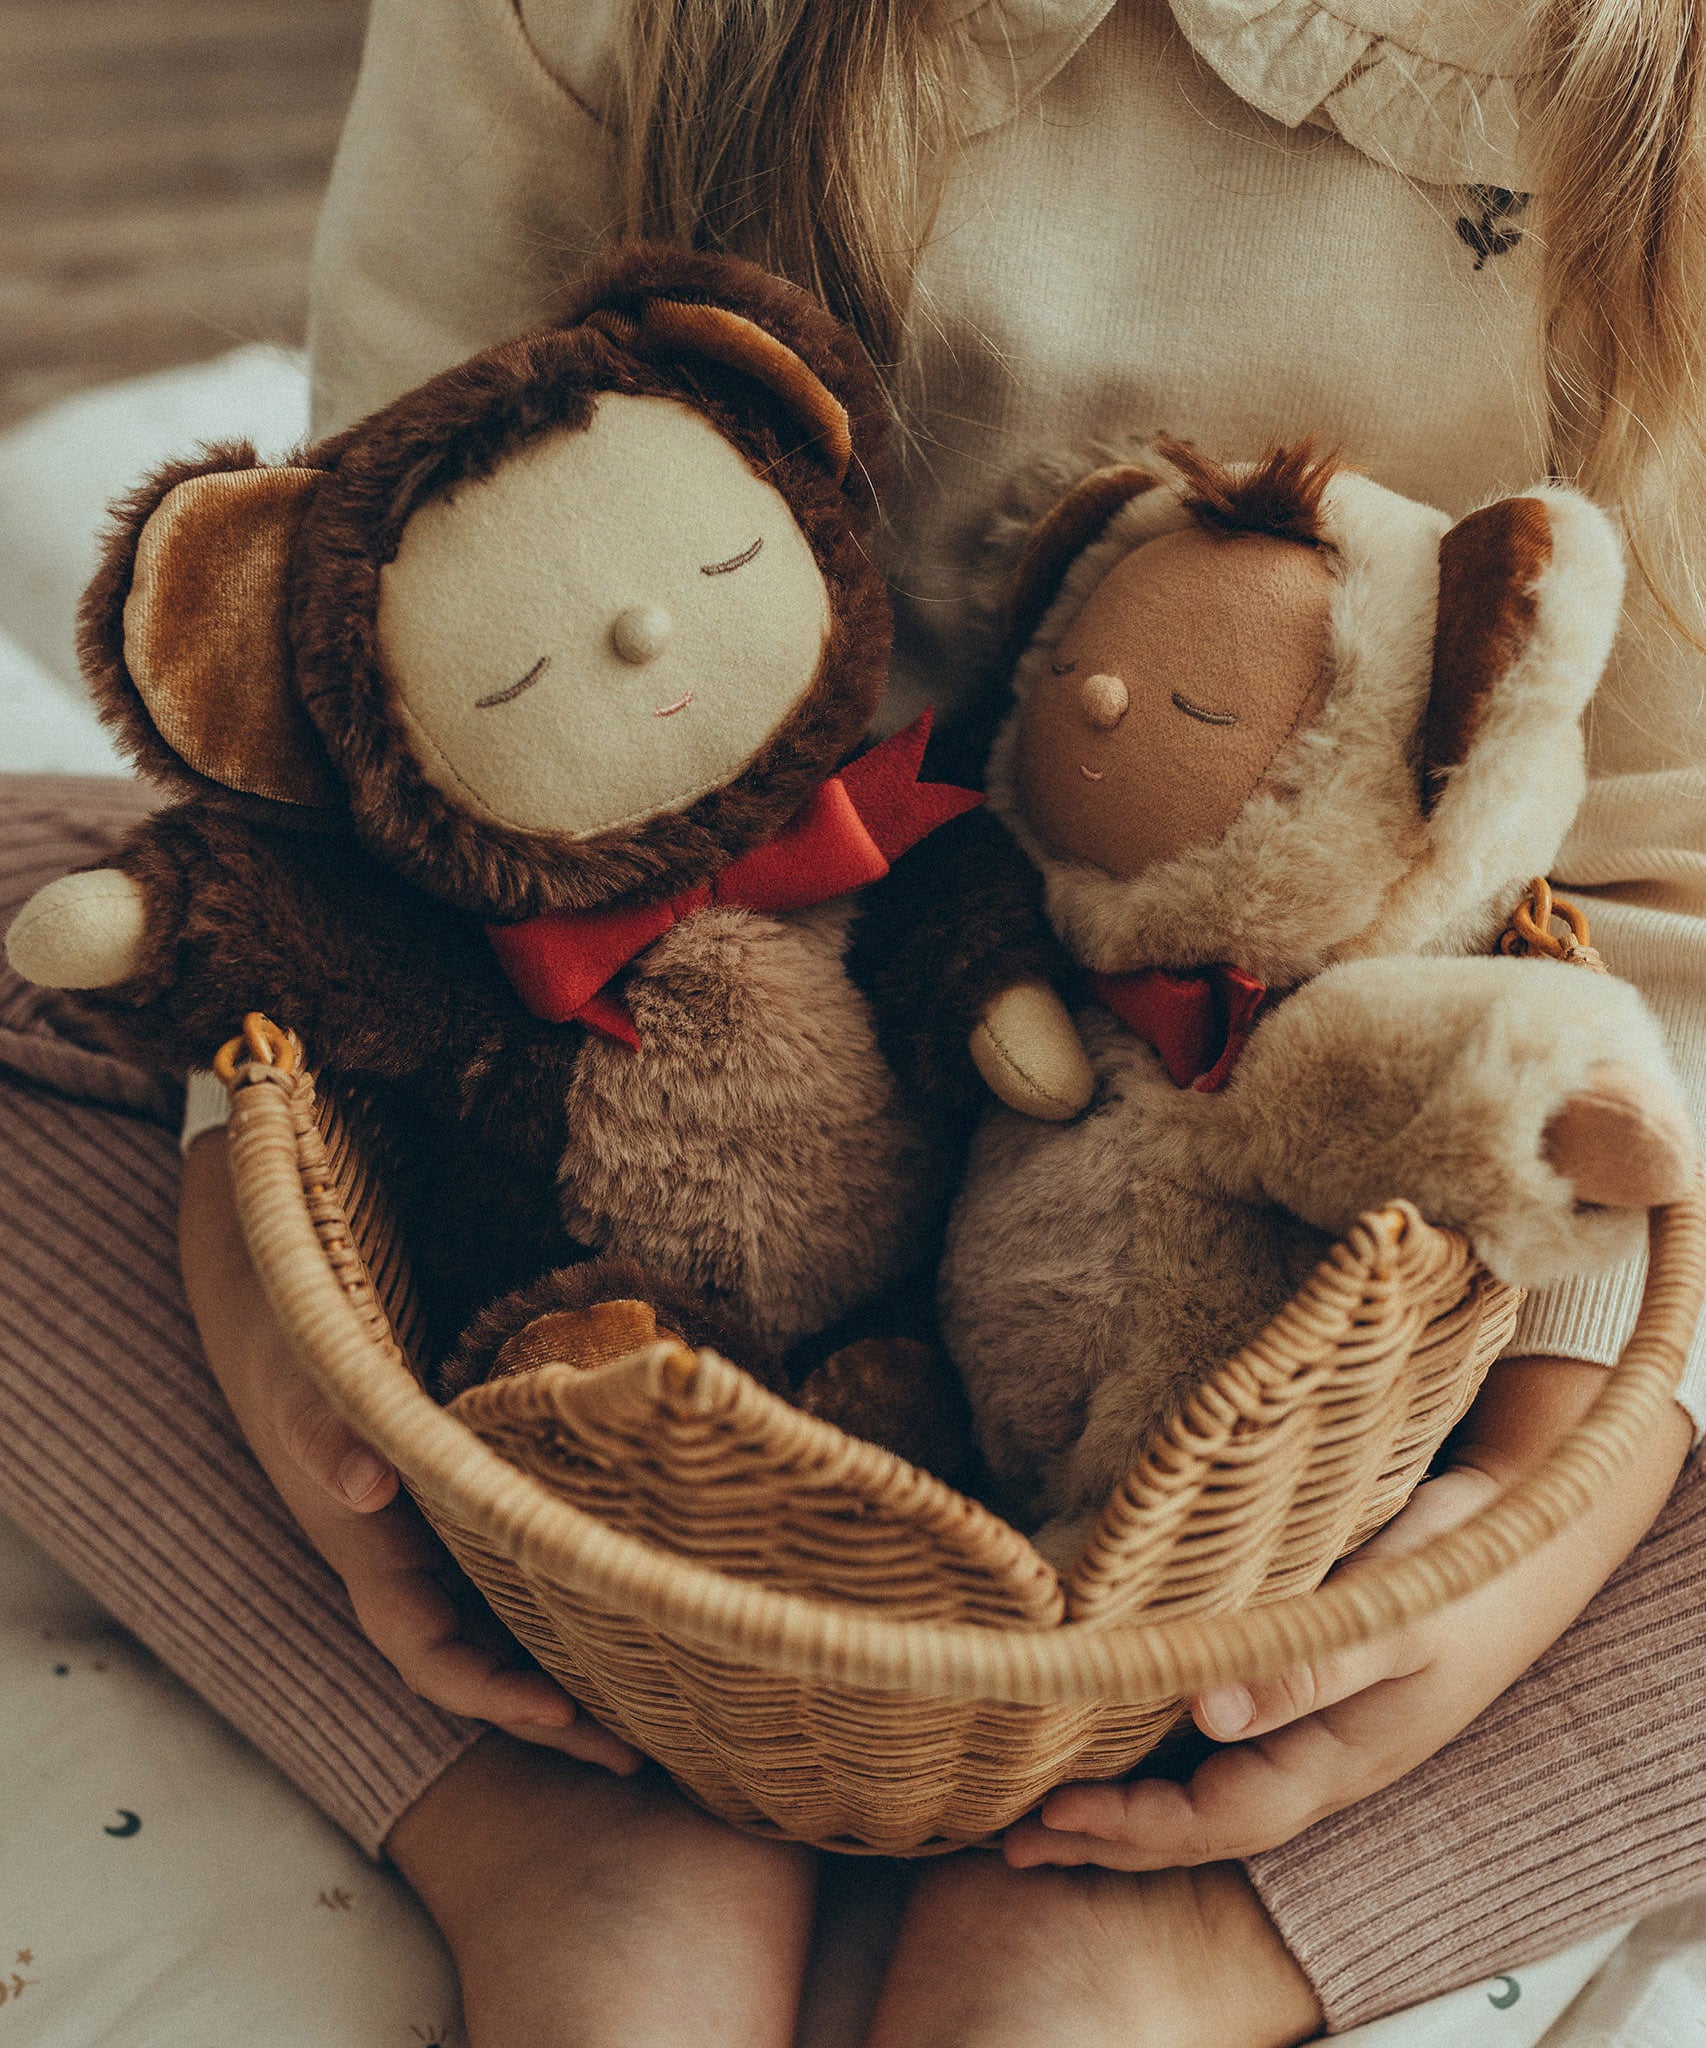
377, 393, 832, 838
1016, 526, 1336, 878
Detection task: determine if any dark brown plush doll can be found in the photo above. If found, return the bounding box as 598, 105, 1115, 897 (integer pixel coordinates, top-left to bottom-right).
2, 247, 998, 1451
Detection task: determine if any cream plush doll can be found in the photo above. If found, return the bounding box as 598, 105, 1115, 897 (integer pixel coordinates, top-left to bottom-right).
939, 440, 1698, 1556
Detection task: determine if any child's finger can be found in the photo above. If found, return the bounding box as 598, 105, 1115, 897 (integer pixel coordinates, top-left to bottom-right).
1192, 1631, 1430, 1741
345, 1556, 642, 1769
272, 1367, 399, 1512
497, 1714, 646, 1774
1014, 1716, 1380, 1868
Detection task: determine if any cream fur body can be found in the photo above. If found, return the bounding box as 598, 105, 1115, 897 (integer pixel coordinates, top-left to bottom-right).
561, 901, 944, 1354
945, 959, 1672, 1533
944, 1004, 1325, 1528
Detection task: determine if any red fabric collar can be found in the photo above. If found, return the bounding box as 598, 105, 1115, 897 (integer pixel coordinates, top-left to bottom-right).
487, 712, 980, 1047
1093, 962, 1267, 1091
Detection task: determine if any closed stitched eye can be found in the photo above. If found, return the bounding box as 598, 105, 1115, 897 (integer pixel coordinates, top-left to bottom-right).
1171, 690, 1238, 727
702, 536, 763, 576
475, 655, 550, 709
1051, 659, 1078, 676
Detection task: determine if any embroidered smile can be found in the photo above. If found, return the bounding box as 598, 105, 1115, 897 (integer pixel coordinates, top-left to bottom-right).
1079, 764, 1106, 781
1171, 691, 1238, 726
654, 690, 696, 718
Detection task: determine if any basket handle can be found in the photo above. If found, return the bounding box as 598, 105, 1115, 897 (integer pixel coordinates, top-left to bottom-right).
225, 1047, 1706, 1707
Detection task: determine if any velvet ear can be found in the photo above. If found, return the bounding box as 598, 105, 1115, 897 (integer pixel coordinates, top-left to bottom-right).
1008, 465, 1159, 651
1421, 495, 1554, 814
592, 297, 854, 484
110, 461, 339, 807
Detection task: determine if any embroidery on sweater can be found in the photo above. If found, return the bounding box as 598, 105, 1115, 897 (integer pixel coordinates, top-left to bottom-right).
0, 1955, 38, 2009
1457, 188, 1530, 270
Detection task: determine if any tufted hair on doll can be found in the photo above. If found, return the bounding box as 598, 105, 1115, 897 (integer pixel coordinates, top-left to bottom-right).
1160, 435, 1337, 548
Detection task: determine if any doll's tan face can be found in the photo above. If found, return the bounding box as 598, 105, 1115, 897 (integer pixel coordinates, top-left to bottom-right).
376, 393, 832, 839
1015, 526, 1336, 878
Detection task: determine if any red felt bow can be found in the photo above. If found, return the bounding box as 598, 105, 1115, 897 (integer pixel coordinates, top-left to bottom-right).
1093, 962, 1267, 1091
488, 711, 981, 1047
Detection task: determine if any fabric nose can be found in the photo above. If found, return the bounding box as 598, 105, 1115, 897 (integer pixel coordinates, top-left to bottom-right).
612, 603, 673, 665
1081, 672, 1129, 729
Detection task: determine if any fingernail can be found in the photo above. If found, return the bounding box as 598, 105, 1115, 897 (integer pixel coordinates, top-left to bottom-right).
336, 1448, 389, 1504
1198, 1683, 1254, 1737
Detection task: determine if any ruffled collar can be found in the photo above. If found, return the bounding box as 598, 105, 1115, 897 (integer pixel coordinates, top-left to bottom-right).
929, 0, 1119, 134
522, 0, 1119, 138
522, 0, 1537, 187
1165, 0, 1539, 188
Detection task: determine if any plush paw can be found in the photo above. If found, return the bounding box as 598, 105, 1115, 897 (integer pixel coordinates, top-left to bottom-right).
796, 1335, 974, 1480
4, 869, 147, 988
492, 1298, 668, 1380
1029, 1509, 1099, 1573
1543, 1062, 1699, 1210
970, 979, 1095, 1121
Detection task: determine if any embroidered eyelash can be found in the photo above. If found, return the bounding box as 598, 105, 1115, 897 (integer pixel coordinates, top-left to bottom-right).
702, 537, 764, 576
475, 655, 550, 709
1171, 690, 1237, 727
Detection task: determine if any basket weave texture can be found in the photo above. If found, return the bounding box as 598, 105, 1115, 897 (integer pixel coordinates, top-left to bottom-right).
221, 1028, 1706, 1856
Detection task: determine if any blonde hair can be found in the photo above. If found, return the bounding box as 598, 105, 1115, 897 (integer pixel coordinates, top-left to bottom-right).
613, 0, 964, 373
615, 0, 1706, 621
1531, 0, 1706, 634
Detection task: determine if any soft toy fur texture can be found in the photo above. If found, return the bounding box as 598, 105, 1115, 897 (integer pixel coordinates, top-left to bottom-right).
16, 246, 991, 1417
938, 437, 1685, 1548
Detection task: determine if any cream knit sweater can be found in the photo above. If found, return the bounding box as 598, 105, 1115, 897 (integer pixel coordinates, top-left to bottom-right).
281, 0, 1706, 1422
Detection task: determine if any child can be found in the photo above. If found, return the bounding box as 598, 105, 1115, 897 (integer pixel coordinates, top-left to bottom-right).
3, 1, 1703, 2041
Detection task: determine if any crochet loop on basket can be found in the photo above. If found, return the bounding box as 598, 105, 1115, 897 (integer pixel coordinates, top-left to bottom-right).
213, 1011, 306, 1090
1498, 877, 1608, 972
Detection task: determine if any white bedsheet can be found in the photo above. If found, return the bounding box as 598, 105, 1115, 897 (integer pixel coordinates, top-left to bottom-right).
0, 353, 1699, 2046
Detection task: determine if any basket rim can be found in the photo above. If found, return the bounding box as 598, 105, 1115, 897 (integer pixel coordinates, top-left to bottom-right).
225, 1062, 1706, 1708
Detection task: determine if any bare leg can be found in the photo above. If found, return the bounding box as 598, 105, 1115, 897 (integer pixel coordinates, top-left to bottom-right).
388, 1735, 818, 2048
865, 1851, 1321, 2048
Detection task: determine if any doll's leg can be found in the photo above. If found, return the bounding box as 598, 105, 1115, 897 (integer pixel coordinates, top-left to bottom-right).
441, 1256, 972, 1474
435, 1253, 788, 1398
865, 1853, 1320, 2048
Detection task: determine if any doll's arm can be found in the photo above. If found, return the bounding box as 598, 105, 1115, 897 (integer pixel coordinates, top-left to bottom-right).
1199, 954, 1696, 1288
847, 806, 1093, 1120
5, 802, 493, 1078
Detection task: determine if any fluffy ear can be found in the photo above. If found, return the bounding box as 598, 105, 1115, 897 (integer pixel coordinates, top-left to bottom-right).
1008, 465, 1160, 651
614, 297, 854, 484
562, 244, 889, 507
81, 453, 339, 808
1422, 491, 1623, 814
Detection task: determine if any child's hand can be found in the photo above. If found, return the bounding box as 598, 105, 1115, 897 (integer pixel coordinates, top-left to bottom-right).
178, 1130, 641, 1775
1006, 1356, 1692, 1872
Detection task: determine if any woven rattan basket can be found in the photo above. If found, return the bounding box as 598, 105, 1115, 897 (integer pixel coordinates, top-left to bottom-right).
219, 1017, 1706, 1855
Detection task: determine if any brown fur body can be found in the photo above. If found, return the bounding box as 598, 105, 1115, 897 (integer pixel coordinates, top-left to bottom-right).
561, 903, 949, 1358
